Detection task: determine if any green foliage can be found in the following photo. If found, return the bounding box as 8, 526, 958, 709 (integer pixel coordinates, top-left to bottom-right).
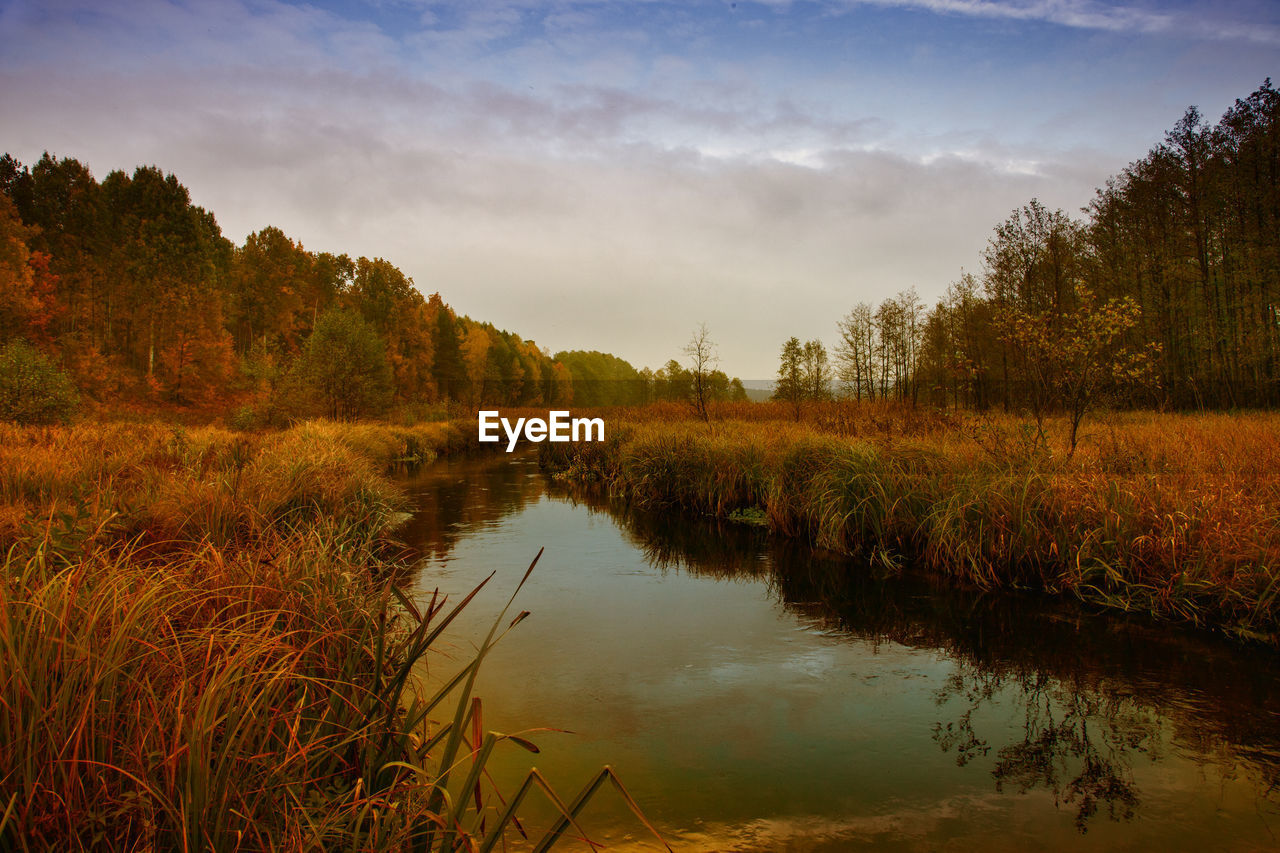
431, 304, 465, 401
773, 336, 805, 418
288, 308, 394, 420
0, 341, 78, 424
556, 349, 647, 405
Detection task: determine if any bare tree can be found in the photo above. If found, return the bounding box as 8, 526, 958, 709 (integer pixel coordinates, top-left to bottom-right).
683, 322, 718, 422
835, 303, 875, 399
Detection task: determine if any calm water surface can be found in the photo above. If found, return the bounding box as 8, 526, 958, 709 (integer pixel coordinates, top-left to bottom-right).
400, 452, 1280, 851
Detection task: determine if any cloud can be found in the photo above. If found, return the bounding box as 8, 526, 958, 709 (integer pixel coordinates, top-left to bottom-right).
832, 0, 1280, 45
0, 0, 1272, 375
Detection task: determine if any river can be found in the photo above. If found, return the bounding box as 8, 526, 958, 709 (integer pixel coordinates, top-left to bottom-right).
398, 451, 1280, 851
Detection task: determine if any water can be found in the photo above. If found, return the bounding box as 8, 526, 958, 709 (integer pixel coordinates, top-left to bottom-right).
400, 452, 1280, 851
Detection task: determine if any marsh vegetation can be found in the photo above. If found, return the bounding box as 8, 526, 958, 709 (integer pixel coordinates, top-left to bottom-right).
542, 401, 1280, 645
0, 420, 662, 850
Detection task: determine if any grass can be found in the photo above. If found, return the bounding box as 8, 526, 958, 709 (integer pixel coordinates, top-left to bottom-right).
541, 402, 1280, 645
0, 419, 668, 850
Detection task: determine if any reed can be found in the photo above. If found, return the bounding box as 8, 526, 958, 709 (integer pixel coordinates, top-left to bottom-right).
1, 420, 667, 850
542, 406, 1280, 644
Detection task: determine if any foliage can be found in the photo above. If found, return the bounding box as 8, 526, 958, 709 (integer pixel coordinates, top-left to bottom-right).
774, 336, 834, 418
915, 80, 1280, 412
0, 340, 79, 424
288, 308, 394, 420
772, 336, 804, 419
0, 155, 579, 413
994, 284, 1157, 454
555, 349, 645, 406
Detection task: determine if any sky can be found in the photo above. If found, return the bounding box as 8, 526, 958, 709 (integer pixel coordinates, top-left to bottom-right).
1, 1, 1277, 378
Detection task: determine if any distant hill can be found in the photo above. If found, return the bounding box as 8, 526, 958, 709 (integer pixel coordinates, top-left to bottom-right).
740, 379, 775, 403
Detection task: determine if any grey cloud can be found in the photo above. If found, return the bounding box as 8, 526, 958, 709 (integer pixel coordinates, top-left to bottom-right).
2, 0, 1259, 377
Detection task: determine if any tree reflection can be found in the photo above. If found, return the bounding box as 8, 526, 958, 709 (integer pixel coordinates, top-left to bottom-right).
400, 462, 1280, 833
932, 664, 1157, 831
579, 483, 1280, 832
397, 453, 548, 562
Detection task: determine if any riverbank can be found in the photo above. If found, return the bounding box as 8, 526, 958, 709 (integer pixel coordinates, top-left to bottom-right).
540, 405, 1280, 645
0, 419, 532, 850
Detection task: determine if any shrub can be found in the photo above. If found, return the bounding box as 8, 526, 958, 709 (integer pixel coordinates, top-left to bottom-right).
0, 340, 79, 424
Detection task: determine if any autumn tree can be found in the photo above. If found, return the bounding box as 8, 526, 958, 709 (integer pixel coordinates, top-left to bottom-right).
459, 323, 493, 407
0, 193, 45, 341
229, 227, 320, 355
996, 284, 1154, 454
835, 303, 876, 399
0, 150, 624, 415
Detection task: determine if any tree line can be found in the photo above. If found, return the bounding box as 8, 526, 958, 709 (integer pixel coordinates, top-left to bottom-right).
555, 345, 748, 408
0, 153, 745, 420
777, 79, 1280, 416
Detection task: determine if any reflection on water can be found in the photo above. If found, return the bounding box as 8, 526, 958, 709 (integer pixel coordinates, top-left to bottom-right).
401, 452, 1280, 850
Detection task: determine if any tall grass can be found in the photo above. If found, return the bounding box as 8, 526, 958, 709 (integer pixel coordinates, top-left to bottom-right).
1, 420, 668, 850
542, 405, 1280, 644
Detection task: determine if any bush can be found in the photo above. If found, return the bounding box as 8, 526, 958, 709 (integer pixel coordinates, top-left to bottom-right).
229, 404, 260, 431
0, 341, 79, 424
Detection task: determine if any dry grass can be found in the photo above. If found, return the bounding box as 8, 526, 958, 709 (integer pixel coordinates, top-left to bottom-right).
542, 403, 1280, 643
1, 419, 664, 851
0, 420, 475, 555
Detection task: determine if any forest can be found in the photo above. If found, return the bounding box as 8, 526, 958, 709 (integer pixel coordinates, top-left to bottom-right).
779, 80, 1280, 419
0, 153, 748, 425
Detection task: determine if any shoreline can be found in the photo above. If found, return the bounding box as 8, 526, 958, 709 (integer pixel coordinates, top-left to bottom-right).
538, 408, 1280, 648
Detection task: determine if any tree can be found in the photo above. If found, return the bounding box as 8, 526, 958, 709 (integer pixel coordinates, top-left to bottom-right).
429, 295, 465, 402
772, 336, 805, 420
983, 200, 1085, 411
0, 340, 79, 424
0, 193, 42, 340
683, 323, 718, 421
835, 303, 875, 399
801, 339, 830, 401
460, 323, 492, 407
555, 350, 646, 406
289, 308, 393, 420
995, 284, 1155, 455
656, 359, 691, 403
